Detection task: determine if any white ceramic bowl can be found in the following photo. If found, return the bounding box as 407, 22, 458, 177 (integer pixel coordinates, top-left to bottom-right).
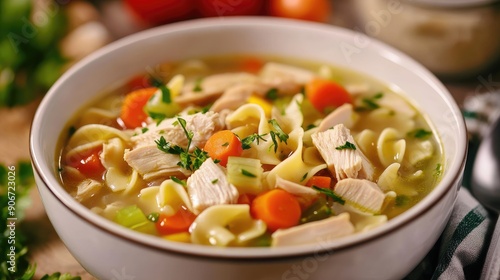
30, 17, 467, 280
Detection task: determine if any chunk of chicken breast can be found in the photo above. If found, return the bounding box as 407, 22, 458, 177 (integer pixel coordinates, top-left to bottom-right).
312, 124, 374, 181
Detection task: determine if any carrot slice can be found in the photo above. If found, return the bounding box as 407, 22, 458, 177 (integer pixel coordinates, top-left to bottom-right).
305, 78, 353, 113
67, 147, 105, 179
305, 176, 332, 189
240, 56, 264, 73
251, 189, 301, 232
156, 208, 197, 235
120, 87, 157, 129
126, 74, 151, 91
203, 130, 243, 167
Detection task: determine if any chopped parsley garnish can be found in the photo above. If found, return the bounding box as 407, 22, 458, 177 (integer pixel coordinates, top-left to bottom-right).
335, 141, 356, 150
265, 88, 278, 100
147, 212, 160, 222
312, 186, 345, 205
269, 119, 289, 143
159, 85, 172, 103
395, 195, 410, 207
305, 124, 317, 131
186, 105, 210, 115
193, 78, 203, 92
300, 172, 308, 182
68, 126, 76, 137
433, 163, 443, 177
155, 117, 209, 171
170, 176, 186, 186
149, 75, 164, 87
211, 179, 219, 184
241, 133, 267, 150
141, 127, 149, 133
222, 142, 229, 147
241, 169, 257, 178
362, 98, 380, 109
155, 136, 183, 154
356, 92, 384, 111
213, 159, 221, 164
268, 119, 289, 153
147, 111, 166, 125
408, 129, 432, 139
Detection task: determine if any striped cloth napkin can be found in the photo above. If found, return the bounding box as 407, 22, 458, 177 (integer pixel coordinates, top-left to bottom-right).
405, 92, 500, 280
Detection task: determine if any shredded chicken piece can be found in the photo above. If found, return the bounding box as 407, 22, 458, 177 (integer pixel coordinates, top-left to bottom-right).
74, 179, 102, 202
312, 124, 374, 181
177, 72, 259, 106
272, 213, 354, 246
334, 178, 385, 214
187, 159, 239, 214
124, 146, 190, 180
131, 111, 225, 150
275, 176, 318, 208
211, 83, 271, 112
124, 112, 225, 181
316, 104, 356, 132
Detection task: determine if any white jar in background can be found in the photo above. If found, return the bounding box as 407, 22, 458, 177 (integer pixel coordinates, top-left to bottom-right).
353, 0, 500, 79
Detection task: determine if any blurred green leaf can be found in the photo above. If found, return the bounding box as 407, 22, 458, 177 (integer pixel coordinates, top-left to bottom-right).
0, 0, 32, 38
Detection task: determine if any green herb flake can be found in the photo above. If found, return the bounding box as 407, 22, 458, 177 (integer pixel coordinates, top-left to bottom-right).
222, 142, 229, 147
362, 98, 380, 109
434, 163, 443, 177
68, 126, 77, 137
155, 136, 183, 154
193, 78, 203, 92
312, 186, 345, 205
408, 129, 432, 139
357, 92, 384, 111
335, 141, 356, 150
300, 172, 308, 182
141, 127, 149, 133
305, 124, 317, 131
170, 176, 187, 186
241, 133, 267, 150
149, 76, 164, 87
159, 85, 171, 104
213, 159, 221, 164
395, 195, 410, 207
268, 119, 289, 153
211, 179, 219, 184
265, 88, 279, 100
147, 212, 160, 222
241, 169, 257, 178
148, 111, 166, 125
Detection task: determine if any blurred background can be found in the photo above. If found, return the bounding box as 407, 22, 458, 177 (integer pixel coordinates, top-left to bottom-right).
0, 0, 499, 279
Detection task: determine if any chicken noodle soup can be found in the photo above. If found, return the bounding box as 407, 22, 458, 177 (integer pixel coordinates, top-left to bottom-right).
58, 55, 443, 247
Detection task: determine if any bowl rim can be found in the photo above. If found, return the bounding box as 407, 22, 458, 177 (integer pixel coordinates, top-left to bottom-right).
30, 16, 468, 260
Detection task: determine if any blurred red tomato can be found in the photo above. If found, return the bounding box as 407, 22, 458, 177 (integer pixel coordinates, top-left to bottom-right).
269, 0, 331, 22
197, 0, 264, 17
124, 0, 196, 25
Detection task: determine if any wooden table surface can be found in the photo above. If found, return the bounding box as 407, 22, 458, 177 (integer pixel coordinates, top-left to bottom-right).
2, 1, 499, 278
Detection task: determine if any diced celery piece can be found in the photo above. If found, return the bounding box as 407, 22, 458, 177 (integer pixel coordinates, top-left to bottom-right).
300, 197, 332, 224
144, 74, 184, 118
227, 157, 263, 195
114, 205, 157, 234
